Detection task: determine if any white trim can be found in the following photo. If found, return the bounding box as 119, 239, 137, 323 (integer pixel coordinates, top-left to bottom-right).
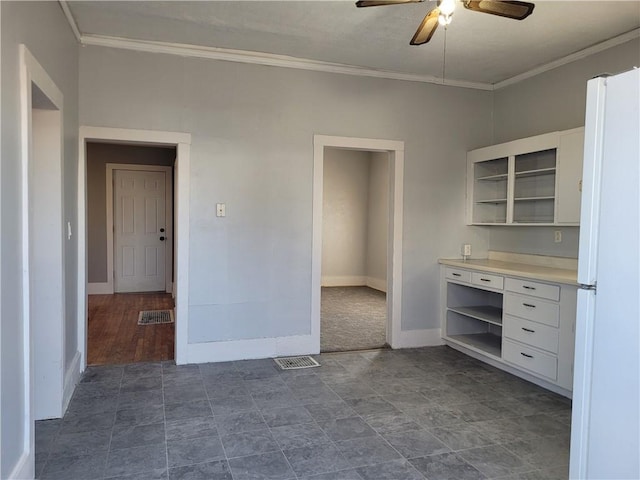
186, 335, 316, 364
77, 28, 640, 93
78, 126, 191, 370
494, 28, 640, 90
366, 277, 387, 293
321, 276, 367, 287
80, 34, 492, 91
394, 328, 444, 349
106, 163, 173, 294
313, 135, 404, 352
7, 451, 31, 480
87, 283, 112, 295
58, 1, 81, 44
62, 351, 81, 415
19, 44, 64, 480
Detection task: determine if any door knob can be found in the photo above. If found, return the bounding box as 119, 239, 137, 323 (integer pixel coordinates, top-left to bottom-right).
160, 228, 165, 233
159, 236, 165, 241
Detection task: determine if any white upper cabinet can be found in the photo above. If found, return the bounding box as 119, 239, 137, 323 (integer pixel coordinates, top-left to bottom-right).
466, 128, 584, 226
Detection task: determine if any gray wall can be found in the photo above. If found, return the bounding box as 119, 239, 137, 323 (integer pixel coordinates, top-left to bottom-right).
87, 142, 175, 283
322, 149, 371, 283
366, 152, 389, 288
1, 1, 79, 477
321, 149, 388, 290
487, 38, 640, 258
79, 45, 493, 338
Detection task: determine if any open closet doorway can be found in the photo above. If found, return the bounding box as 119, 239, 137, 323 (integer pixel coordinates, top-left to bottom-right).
321, 148, 390, 352
312, 135, 404, 353
86, 142, 176, 365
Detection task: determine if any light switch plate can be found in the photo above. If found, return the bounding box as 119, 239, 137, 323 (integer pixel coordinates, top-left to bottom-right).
216, 203, 226, 217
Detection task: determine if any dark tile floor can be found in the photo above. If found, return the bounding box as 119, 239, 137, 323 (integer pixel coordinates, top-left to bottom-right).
36, 347, 571, 480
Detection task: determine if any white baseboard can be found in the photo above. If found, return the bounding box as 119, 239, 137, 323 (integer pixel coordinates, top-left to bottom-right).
8, 451, 33, 480
185, 334, 318, 364
366, 276, 387, 293
321, 275, 366, 287
392, 328, 444, 349
62, 351, 82, 415
87, 282, 112, 294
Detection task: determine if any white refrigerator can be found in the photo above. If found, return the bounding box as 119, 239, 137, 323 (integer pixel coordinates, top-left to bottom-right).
570, 68, 640, 479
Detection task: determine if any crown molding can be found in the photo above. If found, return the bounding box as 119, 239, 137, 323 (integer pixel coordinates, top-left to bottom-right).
58, 0, 81, 43
494, 28, 640, 90
59, 0, 639, 93
80, 34, 494, 91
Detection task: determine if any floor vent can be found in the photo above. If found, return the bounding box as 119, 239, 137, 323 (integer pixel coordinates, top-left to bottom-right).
273, 356, 321, 370
138, 310, 174, 325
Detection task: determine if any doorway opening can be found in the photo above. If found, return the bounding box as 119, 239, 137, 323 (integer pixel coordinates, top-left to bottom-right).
85, 143, 176, 365
320, 148, 389, 352
78, 127, 191, 370
312, 135, 404, 353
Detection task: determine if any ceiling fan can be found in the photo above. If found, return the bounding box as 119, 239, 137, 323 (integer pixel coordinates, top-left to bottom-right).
356, 0, 535, 45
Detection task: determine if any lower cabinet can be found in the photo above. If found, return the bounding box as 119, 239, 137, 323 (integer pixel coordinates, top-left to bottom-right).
442, 266, 576, 395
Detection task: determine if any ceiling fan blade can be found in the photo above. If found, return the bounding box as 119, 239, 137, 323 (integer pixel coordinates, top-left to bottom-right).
463, 1, 535, 20
410, 8, 439, 45
356, 0, 424, 7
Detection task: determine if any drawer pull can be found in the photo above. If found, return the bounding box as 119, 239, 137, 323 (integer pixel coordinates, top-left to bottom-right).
520, 352, 534, 359
452, 273, 461, 277
480, 278, 491, 282
522, 327, 536, 333
522, 285, 537, 290
522, 303, 536, 308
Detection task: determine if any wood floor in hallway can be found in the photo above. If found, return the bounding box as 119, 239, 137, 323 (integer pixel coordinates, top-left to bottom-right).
88, 292, 174, 365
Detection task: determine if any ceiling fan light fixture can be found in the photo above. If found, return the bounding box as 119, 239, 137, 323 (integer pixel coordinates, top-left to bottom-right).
437, 0, 455, 26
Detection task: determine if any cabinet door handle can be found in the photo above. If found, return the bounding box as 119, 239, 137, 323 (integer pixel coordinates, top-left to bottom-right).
480, 278, 491, 282
522, 303, 536, 308
520, 352, 534, 358
522, 327, 535, 333
452, 273, 461, 277
522, 285, 536, 290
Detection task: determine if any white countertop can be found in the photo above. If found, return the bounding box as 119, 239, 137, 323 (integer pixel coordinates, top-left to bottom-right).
439, 255, 578, 286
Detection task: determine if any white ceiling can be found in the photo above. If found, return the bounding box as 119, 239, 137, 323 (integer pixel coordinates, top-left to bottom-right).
66, 1, 640, 87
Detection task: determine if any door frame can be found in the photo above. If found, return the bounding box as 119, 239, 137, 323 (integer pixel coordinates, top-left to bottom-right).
78, 127, 191, 368
312, 135, 404, 350
106, 163, 174, 294
18, 44, 65, 479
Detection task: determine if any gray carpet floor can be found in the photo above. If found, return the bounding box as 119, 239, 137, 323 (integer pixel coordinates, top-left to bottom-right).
321, 286, 387, 352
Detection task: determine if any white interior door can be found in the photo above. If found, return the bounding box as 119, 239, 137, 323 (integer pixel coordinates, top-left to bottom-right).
114, 169, 167, 292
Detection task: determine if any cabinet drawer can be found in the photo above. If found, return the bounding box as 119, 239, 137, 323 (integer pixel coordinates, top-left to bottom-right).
505, 278, 560, 301
503, 339, 557, 381
504, 315, 559, 354
445, 267, 471, 283
471, 272, 504, 290
503, 293, 560, 327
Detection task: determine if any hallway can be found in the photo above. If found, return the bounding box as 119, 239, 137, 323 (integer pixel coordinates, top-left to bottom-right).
88, 293, 175, 365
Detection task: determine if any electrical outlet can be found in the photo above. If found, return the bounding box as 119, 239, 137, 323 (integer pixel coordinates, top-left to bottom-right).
463, 244, 472, 256
554, 230, 562, 243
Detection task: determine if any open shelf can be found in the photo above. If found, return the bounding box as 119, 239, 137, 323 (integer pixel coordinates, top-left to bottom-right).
475, 198, 508, 204
477, 173, 509, 181
448, 306, 502, 326
515, 167, 556, 178
514, 196, 555, 202
447, 333, 502, 358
